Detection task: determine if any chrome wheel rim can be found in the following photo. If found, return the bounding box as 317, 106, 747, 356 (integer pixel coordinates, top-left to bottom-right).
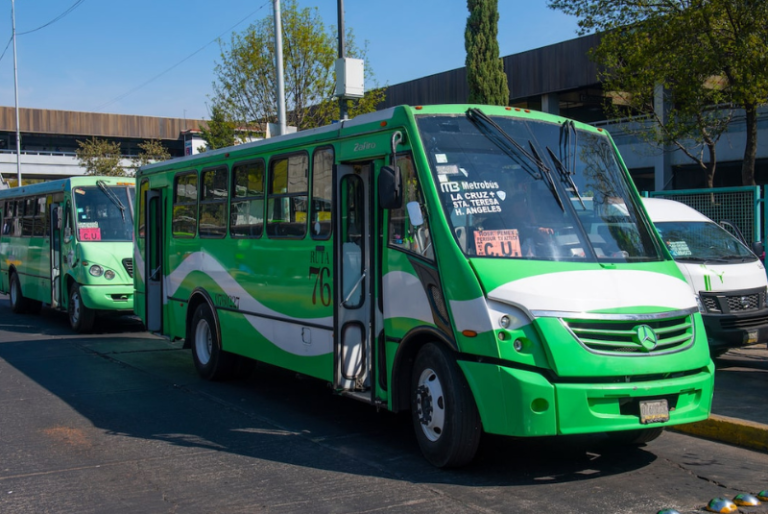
194, 319, 213, 366
415, 367, 445, 442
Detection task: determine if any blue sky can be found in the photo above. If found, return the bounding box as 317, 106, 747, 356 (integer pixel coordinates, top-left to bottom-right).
0, 1, 581, 120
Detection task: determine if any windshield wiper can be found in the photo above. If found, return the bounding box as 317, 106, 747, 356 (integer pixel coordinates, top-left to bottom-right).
97, 180, 127, 222
465, 108, 564, 210
546, 147, 586, 210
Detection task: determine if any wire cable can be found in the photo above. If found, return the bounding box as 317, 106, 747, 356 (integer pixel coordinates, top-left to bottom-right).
93, 0, 271, 113
17, 0, 86, 36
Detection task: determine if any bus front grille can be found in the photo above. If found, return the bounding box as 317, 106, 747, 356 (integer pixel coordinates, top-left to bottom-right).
122, 258, 134, 278
562, 315, 695, 356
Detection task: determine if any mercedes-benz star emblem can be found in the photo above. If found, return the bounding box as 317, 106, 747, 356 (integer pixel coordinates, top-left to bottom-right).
633, 324, 658, 351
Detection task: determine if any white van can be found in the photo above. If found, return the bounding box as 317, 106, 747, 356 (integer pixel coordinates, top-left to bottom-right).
643, 197, 768, 356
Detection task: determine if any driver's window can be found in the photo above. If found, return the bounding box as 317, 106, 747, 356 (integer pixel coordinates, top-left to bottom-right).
387, 154, 434, 261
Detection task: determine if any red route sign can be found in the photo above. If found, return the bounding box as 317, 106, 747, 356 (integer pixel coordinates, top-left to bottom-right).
475, 229, 521, 257
78, 228, 102, 241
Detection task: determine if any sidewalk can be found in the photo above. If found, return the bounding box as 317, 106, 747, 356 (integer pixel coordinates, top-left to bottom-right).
671, 343, 768, 453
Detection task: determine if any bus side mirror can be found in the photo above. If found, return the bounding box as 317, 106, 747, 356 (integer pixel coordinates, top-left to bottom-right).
64, 226, 72, 243
752, 241, 764, 258
378, 165, 402, 210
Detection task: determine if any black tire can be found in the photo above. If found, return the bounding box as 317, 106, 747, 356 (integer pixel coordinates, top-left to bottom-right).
9, 272, 29, 314
411, 343, 482, 468
190, 303, 237, 381
69, 283, 96, 333
606, 426, 664, 446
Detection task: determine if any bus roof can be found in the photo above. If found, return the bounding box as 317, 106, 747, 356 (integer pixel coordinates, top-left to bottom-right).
0, 176, 135, 200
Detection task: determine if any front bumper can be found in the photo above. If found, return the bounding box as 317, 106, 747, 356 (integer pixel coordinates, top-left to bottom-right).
702, 311, 768, 349
79, 283, 134, 312
459, 360, 714, 437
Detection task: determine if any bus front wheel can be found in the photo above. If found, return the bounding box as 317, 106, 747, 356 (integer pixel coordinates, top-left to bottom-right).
9, 272, 29, 314
410, 343, 482, 468
190, 303, 237, 381
69, 284, 96, 333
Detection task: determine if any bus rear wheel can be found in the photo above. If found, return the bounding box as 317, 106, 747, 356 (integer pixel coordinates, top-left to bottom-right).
9, 272, 29, 314
190, 303, 237, 381
69, 284, 95, 333
410, 343, 481, 468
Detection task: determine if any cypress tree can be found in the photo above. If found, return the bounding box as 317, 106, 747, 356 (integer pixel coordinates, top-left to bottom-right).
465, 0, 509, 106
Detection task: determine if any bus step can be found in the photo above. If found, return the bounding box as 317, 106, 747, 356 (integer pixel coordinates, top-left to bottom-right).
339, 390, 373, 404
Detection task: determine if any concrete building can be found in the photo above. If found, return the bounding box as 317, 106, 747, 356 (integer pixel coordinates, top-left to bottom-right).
0, 107, 207, 185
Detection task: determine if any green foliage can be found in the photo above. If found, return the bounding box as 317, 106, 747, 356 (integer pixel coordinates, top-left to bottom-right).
75, 138, 124, 177
211, 0, 385, 130
133, 140, 172, 169
465, 0, 509, 106
548, 0, 768, 186
198, 104, 237, 152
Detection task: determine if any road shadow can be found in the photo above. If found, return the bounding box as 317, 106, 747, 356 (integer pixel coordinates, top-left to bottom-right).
0, 302, 658, 488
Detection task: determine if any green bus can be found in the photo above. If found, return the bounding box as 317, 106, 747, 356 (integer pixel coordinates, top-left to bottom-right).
0, 176, 135, 332
134, 105, 714, 467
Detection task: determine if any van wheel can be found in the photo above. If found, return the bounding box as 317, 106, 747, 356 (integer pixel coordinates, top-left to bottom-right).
9, 272, 29, 313
411, 343, 481, 468
69, 284, 95, 333
190, 303, 236, 381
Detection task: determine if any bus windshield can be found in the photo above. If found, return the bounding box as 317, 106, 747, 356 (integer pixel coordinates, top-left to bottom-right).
72, 183, 135, 242
416, 112, 663, 262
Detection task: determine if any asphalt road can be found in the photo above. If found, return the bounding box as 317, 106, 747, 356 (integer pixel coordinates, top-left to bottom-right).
1, 296, 767, 514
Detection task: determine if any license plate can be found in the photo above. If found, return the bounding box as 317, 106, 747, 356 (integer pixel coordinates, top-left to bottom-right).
640, 399, 669, 424
745, 329, 758, 344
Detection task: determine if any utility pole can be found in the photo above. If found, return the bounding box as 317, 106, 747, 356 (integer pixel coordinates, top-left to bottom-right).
12, 0, 22, 186
337, 0, 347, 121
273, 0, 286, 136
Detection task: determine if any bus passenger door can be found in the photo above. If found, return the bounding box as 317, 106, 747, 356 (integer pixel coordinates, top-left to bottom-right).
334, 163, 372, 391
145, 190, 163, 332
50, 203, 62, 308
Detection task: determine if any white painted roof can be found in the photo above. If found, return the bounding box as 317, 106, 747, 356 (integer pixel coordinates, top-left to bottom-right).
642, 197, 713, 223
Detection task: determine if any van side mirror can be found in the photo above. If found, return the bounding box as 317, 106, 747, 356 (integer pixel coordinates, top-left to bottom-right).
752, 241, 764, 258
378, 165, 402, 210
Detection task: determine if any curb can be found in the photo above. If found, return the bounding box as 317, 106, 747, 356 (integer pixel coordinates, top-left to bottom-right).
670, 414, 768, 453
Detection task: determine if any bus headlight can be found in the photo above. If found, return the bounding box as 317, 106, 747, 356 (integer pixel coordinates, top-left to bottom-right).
104, 270, 116, 280
89, 265, 104, 277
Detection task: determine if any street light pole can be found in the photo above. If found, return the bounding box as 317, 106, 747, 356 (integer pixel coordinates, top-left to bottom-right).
337, 0, 347, 121
273, 0, 286, 136
11, 0, 22, 186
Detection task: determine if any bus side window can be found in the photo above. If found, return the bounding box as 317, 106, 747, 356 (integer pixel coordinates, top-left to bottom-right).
267, 152, 308, 238
173, 171, 198, 238
311, 147, 333, 239
231, 159, 265, 238
387, 154, 434, 261
199, 166, 228, 238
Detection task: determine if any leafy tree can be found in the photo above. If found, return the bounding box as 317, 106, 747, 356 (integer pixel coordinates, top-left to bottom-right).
211, 0, 385, 131
548, 0, 768, 186
133, 140, 172, 170
465, 0, 509, 106
75, 138, 124, 176
198, 104, 237, 152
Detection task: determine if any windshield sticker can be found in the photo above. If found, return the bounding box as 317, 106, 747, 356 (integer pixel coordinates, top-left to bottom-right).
78, 222, 99, 229
436, 164, 459, 175
435, 154, 448, 164
437, 174, 449, 183
79, 227, 102, 241
666, 240, 691, 257
475, 229, 521, 257
461, 180, 499, 190
74, 189, 86, 195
